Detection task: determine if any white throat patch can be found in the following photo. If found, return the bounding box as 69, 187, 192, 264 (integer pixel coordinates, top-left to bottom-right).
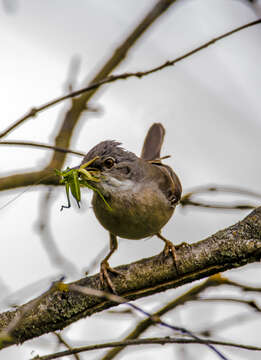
103, 177, 134, 192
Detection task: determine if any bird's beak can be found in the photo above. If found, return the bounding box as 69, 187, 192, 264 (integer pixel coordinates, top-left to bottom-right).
79, 156, 101, 182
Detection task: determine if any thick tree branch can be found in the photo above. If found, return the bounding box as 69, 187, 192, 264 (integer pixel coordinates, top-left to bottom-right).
0, 207, 260, 349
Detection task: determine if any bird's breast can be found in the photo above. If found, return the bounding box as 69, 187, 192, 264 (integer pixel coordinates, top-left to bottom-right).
92, 181, 174, 239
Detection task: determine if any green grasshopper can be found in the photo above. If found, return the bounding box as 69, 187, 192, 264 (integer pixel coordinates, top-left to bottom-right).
56, 156, 112, 211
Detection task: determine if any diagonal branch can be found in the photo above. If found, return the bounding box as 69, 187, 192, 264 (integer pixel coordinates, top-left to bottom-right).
101, 275, 222, 360
53, 332, 81, 360
1, 17, 260, 192
0, 207, 260, 349
47, 0, 178, 172
0, 0, 178, 192
101, 274, 261, 360
1, 18, 260, 139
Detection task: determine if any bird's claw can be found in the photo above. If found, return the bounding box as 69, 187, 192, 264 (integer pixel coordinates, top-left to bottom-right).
99, 260, 123, 294
162, 239, 179, 274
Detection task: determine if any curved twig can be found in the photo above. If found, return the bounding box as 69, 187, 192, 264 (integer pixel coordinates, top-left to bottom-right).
0, 141, 84, 156
31, 336, 261, 360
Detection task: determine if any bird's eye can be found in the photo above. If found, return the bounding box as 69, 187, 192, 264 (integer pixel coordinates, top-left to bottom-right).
104, 157, 115, 169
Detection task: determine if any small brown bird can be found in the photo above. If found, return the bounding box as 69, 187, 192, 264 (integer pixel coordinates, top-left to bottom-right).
79, 123, 182, 292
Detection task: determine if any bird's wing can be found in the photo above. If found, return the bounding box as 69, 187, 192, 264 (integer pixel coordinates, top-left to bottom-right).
141, 123, 165, 161
156, 164, 182, 207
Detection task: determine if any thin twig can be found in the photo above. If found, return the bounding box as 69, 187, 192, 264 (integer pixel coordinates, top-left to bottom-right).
196, 297, 261, 311
180, 199, 257, 210
31, 336, 261, 360
0, 141, 85, 156
69, 284, 228, 360
101, 273, 261, 360
101, 275, 224, 360
214, 277, 261, 293
180, 184, 261, 210
0, 0, 178, 140
1, 18, 260, 139
54, 332, 80, 360
0, 0, 178, 192
182, 185, 261, 199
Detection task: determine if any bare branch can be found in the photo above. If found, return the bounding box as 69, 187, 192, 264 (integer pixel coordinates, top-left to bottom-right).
2, 18, 261, 192
0, 18, 260, 139
102, 273, 261, 360
181, 184, 261, 210
0, 0, 178, 191
31, 336, 261, 360
182, 185, 261, 199
196, 297, 261, 312
0, 207, 260, 349
180, 199, 257, 210
69, 284, 227, 360
53, 332, 81, 360
0, 141, 85, 156
102, 275, 223, 360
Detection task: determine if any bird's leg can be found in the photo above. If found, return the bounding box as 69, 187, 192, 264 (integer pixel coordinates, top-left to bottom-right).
157, 233, 179, 273
100, 233, 122, 293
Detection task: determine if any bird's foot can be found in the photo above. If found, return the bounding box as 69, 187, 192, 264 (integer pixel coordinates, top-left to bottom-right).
157, 233, 179, 274
163, 240, 179, 274
163, 239, 178, 262
100, 260, 123, 294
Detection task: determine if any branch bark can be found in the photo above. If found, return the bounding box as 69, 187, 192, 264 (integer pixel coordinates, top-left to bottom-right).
0, 207, 260, 349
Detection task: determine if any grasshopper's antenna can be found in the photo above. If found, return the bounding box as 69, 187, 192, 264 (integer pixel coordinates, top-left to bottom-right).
0, 171, 55, 211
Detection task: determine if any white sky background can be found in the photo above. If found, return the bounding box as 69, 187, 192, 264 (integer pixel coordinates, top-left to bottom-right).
0, 0, 261, 359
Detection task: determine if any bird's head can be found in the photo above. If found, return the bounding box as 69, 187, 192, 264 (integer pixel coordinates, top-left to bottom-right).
79, 140, 139, 193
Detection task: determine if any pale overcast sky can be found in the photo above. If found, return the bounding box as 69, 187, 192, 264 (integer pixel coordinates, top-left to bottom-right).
0, 1, 261, 359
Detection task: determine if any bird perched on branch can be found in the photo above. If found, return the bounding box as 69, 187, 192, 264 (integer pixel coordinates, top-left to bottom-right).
79, 123, 182, 292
